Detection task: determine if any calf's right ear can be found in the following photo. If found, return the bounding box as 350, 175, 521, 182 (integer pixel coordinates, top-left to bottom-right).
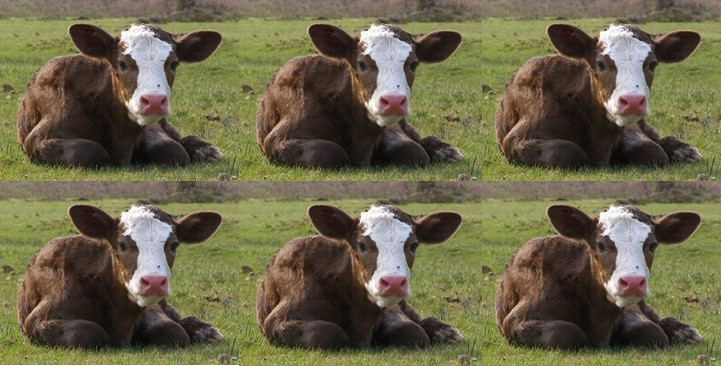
547, 24, 595, 61
415, 212, 462, 244
68, 205, 115, 241
547, 205, 595, 241
654, 211, 701, 244
308, 205, 355, 241
308, 24, 356, 61
68, 24, 117, 60
175, 212, 222, 244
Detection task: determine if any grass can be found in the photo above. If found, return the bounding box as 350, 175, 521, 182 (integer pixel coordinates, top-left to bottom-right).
238, 18, 482, 181
238, 198, 484, 364
0, 198, 241, 364
481, 18, 721, 181
480, 197, 721, 365
0, 18, 240, 181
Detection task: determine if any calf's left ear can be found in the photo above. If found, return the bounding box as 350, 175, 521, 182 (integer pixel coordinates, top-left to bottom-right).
654, 211, 701, 244
68, 24, 117, 60
415, 212, 462, 244
176, 31, 222, 63
654, 31, 701, 63
175, 212, 222, 243
547, 205, 595, 241
308, 205, 356, 242
68, 205, 116, 241
415, 31, 462, 63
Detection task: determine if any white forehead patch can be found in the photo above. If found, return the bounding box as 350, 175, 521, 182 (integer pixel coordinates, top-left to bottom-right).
599, 206, 652, 308
599, 25, 653, 127
360, 25, 413, 127
120, 24, 174, 126
360, 205, 413, 243
121, 205, 173, 242
120, 205, 174, 307
120, 25, 173, 59
360, 206, 413, 308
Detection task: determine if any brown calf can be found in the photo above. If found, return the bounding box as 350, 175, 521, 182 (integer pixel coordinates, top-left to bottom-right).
495, 204, 702, 349
256, 24, 463, 168
17, 23, 223, 167
256, 205, 464, 349
17, 204, 223, 348
495, 24, 701, 168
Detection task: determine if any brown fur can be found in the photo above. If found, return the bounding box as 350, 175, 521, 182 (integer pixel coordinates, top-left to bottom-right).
256, 204, 464, 349
17, 23, 222, 167
495, 24, 701, 168
256, 24, 463, 169
495, 204, 702, 349
17, 204, 223, 348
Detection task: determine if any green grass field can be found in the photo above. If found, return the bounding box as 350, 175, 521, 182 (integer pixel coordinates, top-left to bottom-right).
481, 198, 721, 365
238, 199, 483, 365
238, 18, 482, 181
481, 18, 721, 181
0, 18, 240, 181
0, 199, 240, 364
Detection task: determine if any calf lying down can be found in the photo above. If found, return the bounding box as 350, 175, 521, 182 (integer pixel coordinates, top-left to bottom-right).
256, 204, 464, 349
256, 24, 464, 168
17, 204, 223, 348
495, 24, 702, 168
496, 204, 702, 349
17, 23, 223, 167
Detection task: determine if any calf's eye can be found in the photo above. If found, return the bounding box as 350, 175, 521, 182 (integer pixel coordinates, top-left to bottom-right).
118, 242, 127, 251
648, 61, 658, 72
597, 242, 606, 253
597, 61, 606, 72
649, 241, 658, 252
170, 241, 179, 252
118, 60, 128, 71
410, 242, 419, 253
409, 61, 419, 72
358, 242, 367, 252
358, 61, 367, 72
169, 61, 179, 71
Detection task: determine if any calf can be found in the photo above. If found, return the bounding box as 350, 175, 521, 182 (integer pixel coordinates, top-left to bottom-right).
17, 23, 223, 167
256, 205, 464, 349
256, 24, 464, 168
495, 204, 702, 349
495, 24, 702, 168
17, 204, 223, 348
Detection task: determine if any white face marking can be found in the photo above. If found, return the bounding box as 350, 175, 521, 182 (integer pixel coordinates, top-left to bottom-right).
598, 206, 652, 308
120, 205, 173, 307
359, 206, 413, 308
359, 25, 413, 127
120, 24, 174, 126
599, 25, 652, 127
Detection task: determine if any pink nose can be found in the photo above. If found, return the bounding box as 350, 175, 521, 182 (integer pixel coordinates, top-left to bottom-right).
618, 94, 647, 116
618, 275, 647, 297
140, 94, 168, 115
379, 94, 408, 116
379, 275, 408, 297
140, 275, 168, 297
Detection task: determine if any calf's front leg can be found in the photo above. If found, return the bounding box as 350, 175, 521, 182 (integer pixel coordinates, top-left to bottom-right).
397, 300, 463, 345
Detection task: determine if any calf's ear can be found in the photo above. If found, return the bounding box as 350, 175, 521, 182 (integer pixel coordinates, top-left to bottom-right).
308, 24, 356, 60
176, 31, 222, 63
415, 31, 462, 63
68, 24, 117, 60
547, 205, 595, 240
654, 211, 701, 244
415, 212, 462, 244
547, 24, 595, 60
654, 31, 701, 63
308, 205, 355, 241
175, 212, 222, 243
68, 205, 116, 241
